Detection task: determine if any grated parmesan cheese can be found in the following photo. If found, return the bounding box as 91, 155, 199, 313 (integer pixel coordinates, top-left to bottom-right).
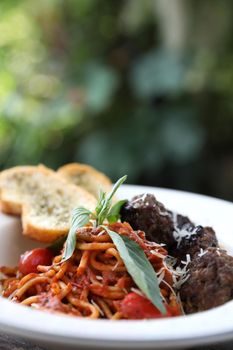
130, 288, 144, 297
131, 193, 148, 208
96, 275, 103, 281
97, 230, 105, 236
173, 223, 199, 247
198, 248, 207, 257
164, 254, 191, 290
150, 250, 166, 260
112, 262, 119, 271
91, 299, 104, 316
157, 269, 165, 286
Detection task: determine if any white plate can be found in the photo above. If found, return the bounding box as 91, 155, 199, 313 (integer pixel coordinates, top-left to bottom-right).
0, 184, 233, 350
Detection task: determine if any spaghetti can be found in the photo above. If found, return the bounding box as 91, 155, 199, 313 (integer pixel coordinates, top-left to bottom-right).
0, 222, 181, 319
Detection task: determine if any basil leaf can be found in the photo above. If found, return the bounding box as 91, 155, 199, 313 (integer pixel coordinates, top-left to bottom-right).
106, 175, 127, 203
105, 227, 166, 315
61, 207, 91, 262
107, 199, 127, 223
95, 190, 105, 217
96, 175, 127, 225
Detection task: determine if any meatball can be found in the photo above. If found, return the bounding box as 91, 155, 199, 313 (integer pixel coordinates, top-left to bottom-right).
120, 193, 218, 260
175, 214, 195, 231
120, 193, 175, 248
171, 222, 218, 262
180, 248, 233, 314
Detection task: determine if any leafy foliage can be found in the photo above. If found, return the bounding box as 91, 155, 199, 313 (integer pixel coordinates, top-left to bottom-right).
0, 0, 233, 200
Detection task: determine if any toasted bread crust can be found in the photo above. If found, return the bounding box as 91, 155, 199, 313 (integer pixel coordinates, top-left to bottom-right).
0, 199, 22, 216
22, 213, 68, 243
0, 164, 97, 243
57, 163, 112, 198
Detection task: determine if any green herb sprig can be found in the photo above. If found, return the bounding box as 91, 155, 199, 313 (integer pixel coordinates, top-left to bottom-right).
95, 175, 127, 226
61, 175, 127, 262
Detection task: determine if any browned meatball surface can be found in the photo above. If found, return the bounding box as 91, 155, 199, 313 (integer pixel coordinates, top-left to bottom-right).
120, 193, 218, 260
180, 248, 233, 314
120, 193, 175, 248
172, 225, 219, 262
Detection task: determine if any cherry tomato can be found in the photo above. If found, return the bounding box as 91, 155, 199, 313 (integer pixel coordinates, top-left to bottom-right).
19, 248, 54, 275
120, 292, 172, 319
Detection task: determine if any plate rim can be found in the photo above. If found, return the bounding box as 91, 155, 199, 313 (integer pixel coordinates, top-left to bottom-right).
0, 184, 233, 348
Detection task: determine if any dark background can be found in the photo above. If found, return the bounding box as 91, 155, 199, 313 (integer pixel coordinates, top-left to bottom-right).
0, 0, 232, 200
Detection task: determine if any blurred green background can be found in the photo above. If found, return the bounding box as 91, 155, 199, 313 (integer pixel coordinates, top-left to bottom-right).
0, 0, 233, 200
